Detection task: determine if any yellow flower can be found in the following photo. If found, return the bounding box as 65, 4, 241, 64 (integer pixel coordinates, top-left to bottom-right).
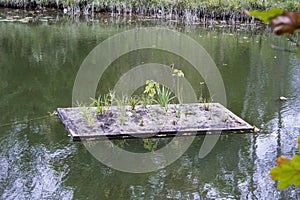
174, 69, 184, 77
144, 85, 150, 93
177, 70, 184, 77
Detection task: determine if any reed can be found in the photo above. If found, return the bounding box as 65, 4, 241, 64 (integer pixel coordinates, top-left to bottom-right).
0, 0, 297, 18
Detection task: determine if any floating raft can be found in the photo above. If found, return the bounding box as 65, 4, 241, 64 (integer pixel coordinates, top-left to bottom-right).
57, 103, 254, 141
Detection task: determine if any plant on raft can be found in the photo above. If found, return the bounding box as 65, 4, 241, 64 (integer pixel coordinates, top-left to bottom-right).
129, 95, 140, 110
203, 98, 210, 111
156, 85, 175, 113
140, 94, 154, 106
247, 7, 300, 189
170, 64, 185, 104
144, 80, 159, 99
90, 96, 103, 115
199, 81, 205, 103
144, 80, 175, 113
115, 95, 128, 125
197, 81, 212, 111
90, 90, 115, 115
82, 105, 95, 126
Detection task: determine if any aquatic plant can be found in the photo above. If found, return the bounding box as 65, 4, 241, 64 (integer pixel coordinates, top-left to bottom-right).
90, 91, 115, 115
102, 92, 112, 113
176, 105, 181, 118
155, 85, 175, 113
144, 80, 159, 99
203, 98, 210, 111
199, 82, 205, 103
129, 95, 140, 110
90, 96, 103, 115
140, 94, 154, 106
116, 95, 128, 124
171, 64, 185, 104
82, 105, 95, 126
144, 80, 175, 113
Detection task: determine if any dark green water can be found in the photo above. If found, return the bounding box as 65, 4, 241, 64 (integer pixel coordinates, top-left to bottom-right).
1, 15, 300, 199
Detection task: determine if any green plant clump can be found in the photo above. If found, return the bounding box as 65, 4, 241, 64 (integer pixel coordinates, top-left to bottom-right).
144, 80, 175, 113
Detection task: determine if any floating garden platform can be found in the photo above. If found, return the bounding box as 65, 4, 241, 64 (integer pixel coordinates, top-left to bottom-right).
57, 103, 254, 141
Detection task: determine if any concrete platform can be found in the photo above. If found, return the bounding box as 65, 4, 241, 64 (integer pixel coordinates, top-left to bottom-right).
57, 103, 254, 141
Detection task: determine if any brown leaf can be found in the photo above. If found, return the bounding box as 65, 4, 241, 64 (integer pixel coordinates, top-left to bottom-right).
270, 11, 300, 35
276, 156, 291, 166
243, 9, 300, 35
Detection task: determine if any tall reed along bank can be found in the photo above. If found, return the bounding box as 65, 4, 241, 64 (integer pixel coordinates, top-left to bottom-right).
0, 0, 298, 22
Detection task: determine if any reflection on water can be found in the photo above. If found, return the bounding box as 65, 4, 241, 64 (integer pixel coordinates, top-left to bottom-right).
0, 14, 300, 199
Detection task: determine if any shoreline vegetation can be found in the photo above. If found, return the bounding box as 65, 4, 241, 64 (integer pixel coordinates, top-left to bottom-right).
0, 0, 298, 23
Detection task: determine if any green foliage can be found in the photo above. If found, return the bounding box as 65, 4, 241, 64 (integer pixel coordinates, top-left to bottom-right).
155, 86, 175, 112
116, 95, 128, 124
143, 138, 158, 152
176, 105, 181, 118
269, 137, 300, 189
90, 91, 115, 115
82, 105, 95, 126
202, 98, 210, 111
249, 8, 284, 24
199, 82, 205, 103
296, 47, 300, 58
1, 0, 297, 13
140, 94, 154, 106
144, 80, 175, 112
90, 96, 103, 115
172, 68, 185, 104
129, 96, 140, 110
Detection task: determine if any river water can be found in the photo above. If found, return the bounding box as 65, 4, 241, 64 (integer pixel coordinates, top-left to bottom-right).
1, 12, 300, 199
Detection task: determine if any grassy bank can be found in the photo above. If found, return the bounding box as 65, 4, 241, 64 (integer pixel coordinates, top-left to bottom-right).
0, 0, 298, 20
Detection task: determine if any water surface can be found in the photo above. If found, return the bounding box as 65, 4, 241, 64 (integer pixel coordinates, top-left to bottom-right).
1, 14, 300, 199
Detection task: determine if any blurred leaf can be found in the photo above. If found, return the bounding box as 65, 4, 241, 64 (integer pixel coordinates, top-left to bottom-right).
270, 155, 300, 189
250, 8, 284, 24
296, 47, 300, 58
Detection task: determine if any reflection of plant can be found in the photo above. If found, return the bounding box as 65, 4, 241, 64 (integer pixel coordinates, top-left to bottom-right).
270, 137, 300, 189
143, 138, 158, 152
